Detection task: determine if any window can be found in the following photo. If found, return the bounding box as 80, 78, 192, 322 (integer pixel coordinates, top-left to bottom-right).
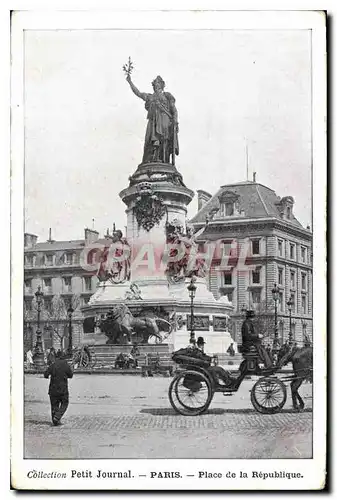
279, 321, 284, 342
290, 270, 296, 289
289, 243, 295, 260
63, 276, 72, 293
225, 202, 234, 216
252, 268, 260, 284
302, 323, 307, 341
43, 278, 52, 293
24, 279, 32, 293
279, 291, 284, 312
221, 291, 233, 302
25, 255, 34, 267
301, 246, 307, 263
84, 277, 92, 291
24, 299, 32, 312
291, 293, 296, 312
251, 289, 261, 304
301, 273, 307, 290
44, 298, 52, 314
301, 295, 307, 314
252, 239, 260, 255
222, 241, 233, 256
73, 253, 80, 265
45, 254, 53, 266
65, 253, 73, 265
278, 239, 284, 257
278, 268, 283, 286
223, 272, 232, 285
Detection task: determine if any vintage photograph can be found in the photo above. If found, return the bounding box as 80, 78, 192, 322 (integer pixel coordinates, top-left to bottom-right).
10, 8, 326, 491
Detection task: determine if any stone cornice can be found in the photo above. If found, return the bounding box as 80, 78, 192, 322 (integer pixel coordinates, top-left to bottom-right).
194, 217, 312, 241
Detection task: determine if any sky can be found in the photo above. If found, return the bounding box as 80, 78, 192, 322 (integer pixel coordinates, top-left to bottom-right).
24, 28, 312, 242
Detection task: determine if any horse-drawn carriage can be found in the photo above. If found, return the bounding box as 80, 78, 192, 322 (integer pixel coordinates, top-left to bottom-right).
168, 344, 312, 416
69, 345, 97, 370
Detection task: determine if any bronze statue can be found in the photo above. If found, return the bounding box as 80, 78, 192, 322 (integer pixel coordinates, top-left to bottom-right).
100, 304, 172, 345
124, 58, 179, 165
109, 229, 131, 284
165, 221, 207, 284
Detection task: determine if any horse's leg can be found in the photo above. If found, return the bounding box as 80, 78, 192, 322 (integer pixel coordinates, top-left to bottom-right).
291, 378, 304, 410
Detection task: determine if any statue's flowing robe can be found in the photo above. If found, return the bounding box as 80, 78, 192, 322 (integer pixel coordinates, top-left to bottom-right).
143, 91, 179, 163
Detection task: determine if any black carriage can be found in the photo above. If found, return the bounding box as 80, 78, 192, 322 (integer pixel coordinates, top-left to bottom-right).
168, 347, 288, 416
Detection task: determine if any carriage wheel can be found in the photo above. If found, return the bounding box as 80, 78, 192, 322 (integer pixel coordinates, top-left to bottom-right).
71, 350, 81, 369
168, 370, 213, 416
251, 376, 287, 414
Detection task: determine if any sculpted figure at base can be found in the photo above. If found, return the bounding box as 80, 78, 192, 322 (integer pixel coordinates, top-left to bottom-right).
165, 220, 208, 284
125, 63, 179, 164
100, 304, 172, 345
96, 229, 131, 284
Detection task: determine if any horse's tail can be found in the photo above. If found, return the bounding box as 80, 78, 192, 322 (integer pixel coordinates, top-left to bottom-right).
154, 318, 173, 341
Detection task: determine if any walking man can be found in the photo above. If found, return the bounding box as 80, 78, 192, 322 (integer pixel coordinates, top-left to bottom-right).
44, 351, 73, 426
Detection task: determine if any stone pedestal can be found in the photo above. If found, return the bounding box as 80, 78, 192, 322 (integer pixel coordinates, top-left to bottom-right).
83, 162, 235, 355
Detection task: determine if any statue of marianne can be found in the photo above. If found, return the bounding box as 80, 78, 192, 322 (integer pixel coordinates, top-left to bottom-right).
126, 73, 179, 165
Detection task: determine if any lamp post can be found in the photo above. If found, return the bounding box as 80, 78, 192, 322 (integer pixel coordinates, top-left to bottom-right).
187, 276, 197, 345
33, 286, 45, 368
271, 283, 280, 354
287, 297, 293, 345
67, 306, 74, 355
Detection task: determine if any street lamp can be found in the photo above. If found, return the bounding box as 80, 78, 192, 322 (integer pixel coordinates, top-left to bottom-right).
187, 276, 197, 345
271, 283, 280, 354
33, 285, 45, 368
67, 306, 74, 355
287, 297, 293, 345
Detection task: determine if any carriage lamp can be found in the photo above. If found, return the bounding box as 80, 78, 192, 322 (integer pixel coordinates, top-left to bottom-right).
33, 286, 45, 368
271, 283, 280, 354
187, 276, 197, 345
67, 306, 74, 355
287, 297, 293, 345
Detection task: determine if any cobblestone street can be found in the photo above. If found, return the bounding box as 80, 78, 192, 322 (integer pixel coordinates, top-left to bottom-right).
24, 374, 313, 459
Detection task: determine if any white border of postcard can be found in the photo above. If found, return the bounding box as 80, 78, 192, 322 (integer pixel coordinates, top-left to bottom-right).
10, 7, 326, 491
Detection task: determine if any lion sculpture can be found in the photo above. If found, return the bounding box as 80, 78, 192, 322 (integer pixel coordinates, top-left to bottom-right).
100, 304, 172, 345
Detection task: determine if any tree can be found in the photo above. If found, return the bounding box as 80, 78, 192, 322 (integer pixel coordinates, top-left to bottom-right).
252, 299, 275, 346
44, 294, 81, 350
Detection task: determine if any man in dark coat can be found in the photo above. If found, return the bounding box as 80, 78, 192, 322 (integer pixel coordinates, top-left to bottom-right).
195, 337, 237, 388
241, 310, 273, 368
44, 351, 73, 426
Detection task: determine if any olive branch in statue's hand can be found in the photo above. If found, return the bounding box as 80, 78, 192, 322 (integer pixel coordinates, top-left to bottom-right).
123, 57, 134, 80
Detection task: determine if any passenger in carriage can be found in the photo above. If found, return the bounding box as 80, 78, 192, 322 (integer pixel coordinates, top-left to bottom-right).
195, 337, 238, 388
241, 310, 273, 369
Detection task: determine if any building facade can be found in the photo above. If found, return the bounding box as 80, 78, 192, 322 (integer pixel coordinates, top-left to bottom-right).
190, 181, 313, 347
24, 181, 313, 352
23, 228, 109, 352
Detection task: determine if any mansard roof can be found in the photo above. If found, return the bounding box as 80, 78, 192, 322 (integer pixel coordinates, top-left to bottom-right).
190, 181, 304, 229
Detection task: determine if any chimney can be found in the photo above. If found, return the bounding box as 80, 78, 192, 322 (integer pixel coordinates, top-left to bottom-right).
47, 227, 55, 243
24, 233, 38, 248
84, 228, 99, 244
197, 190, 212, 211
253, 172, 257, 183
104, 228, 113, 240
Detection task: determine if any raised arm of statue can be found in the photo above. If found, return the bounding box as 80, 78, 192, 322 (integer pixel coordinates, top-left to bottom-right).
126, 74, 148, 102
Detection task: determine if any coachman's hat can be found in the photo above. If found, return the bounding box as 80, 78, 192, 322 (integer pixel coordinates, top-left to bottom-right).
196, 336, 206, 345
245, 310, 256, 318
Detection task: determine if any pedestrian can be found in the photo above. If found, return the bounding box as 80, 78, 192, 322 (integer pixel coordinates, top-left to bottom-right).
47, 347, 56, 366
44, 350, 73, 426
226, 342, 235, 357
26, 349, 34, 369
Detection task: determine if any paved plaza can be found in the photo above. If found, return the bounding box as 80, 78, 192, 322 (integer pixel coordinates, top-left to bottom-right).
24, 373, 313, 459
